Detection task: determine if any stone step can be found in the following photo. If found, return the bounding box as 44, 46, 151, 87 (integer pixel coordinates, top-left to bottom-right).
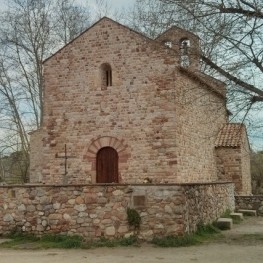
237, 209, 257, 216
230, 212, 244, 220
216, 218, 233, 230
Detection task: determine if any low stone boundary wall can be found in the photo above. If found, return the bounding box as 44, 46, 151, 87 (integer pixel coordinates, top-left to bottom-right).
0, 182, 234, 240
235, 195, 263, 216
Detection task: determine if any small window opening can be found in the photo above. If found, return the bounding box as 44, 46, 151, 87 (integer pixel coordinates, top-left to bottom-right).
101, 63, 112, 90
164, 41, 172, 48
180, 38, 191, 67
106, 69, 112, 86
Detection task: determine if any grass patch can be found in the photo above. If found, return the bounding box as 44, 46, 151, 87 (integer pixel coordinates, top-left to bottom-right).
0, 231, 139, 249
152, 234, 198, 247
152, 223, 221, 247
89, 235, 139, 248
222, 209, 232, 218
40, 234, 84, 248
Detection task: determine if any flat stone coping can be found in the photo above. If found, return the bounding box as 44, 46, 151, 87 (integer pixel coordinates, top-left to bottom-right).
230, 212, 244, 220
0, 181, 234, 188
217, 218, 233, 229
238, 209, 257, 216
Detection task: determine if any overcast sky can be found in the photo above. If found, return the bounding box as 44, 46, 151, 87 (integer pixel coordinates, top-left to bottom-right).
0, 0, 136, 11
89, 0, 136, 9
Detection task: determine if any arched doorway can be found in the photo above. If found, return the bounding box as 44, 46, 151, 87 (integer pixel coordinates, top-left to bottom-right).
96, 147, 119, 183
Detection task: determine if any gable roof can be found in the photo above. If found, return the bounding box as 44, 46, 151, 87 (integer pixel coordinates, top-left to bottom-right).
179, 67, 226, 99
215, 123, 246, 147
43, 17, 156, 64
155, 25, 200, 41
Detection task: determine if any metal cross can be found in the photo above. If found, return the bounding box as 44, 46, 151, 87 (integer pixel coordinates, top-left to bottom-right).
55, 144, 76, 184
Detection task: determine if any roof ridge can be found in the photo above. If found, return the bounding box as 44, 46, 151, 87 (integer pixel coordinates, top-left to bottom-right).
43, 17, 157, 64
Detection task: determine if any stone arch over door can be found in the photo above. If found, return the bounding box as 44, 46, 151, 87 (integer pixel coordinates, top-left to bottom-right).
85, 136, 130, 183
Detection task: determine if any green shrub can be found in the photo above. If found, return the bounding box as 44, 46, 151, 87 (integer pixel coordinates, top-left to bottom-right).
196, 223, 220, 236
7, 229, 40, 242
127, 208, 141, 229
92, 235, 138, 248
152, 234, 198, 247
152, 222, 221, 247
222, 209, 232, 218
41, 234, 84, 248
118, 235, 138, 246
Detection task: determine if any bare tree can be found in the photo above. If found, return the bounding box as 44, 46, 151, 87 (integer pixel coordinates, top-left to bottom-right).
91, 0, 127, 22
0, 0, 90, 182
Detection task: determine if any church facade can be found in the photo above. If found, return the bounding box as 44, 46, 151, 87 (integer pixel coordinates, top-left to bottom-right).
30, 17, 251, 195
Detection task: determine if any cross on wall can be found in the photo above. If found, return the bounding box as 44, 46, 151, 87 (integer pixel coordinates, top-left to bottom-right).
55, 144, 76, 184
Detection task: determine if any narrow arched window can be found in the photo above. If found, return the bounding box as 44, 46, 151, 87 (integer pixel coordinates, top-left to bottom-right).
180, 38, 191, 67
100, 63, 112, 90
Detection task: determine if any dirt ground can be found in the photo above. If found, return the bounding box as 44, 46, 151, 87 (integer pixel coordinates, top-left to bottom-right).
0, 217, 262, 263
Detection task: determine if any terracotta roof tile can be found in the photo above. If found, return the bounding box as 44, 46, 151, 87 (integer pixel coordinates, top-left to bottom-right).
215, 123, 245, 147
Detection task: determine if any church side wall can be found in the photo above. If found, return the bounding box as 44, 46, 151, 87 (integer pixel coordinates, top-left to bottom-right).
0, 182, 234, 240
174, 75, 227, 183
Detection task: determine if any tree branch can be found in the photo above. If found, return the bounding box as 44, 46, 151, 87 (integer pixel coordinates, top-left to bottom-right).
219, 6, 263, 18
201, 55, 263, 101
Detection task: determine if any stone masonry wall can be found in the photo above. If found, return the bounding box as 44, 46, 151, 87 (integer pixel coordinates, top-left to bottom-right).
235, 195, 263, 216
216, 147, 243, 193
174, 72, 227, 183
240, 133, 251, 195
30, 17, 228, 185
0, 182, 234, 240
29, 129, 46, 182
216, 142, 251, 195
184, 183, 235, 232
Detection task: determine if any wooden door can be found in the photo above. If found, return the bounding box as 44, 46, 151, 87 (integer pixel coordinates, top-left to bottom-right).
96, 147, 119, 183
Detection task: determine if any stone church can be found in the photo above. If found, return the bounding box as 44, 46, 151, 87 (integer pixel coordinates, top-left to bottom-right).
30, 17, 251, 195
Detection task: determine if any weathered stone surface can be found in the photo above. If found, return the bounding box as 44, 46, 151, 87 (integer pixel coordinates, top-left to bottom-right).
75, 196, 84, 204
118, 225, 129, 233
18, 204, 26, 211
3, 214, 13, 222
113, 190, 123, 196
74, 204, 87, 212
63, 213, 71, 220
36, 225, 44, 231
68, 199, 75, 205
78, 212, 89, 218
48, 214, 62, 220
42, 220, 48, 227
53, 203, 61, 210
164, 205, 173, 214
105, 226, 115, 236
